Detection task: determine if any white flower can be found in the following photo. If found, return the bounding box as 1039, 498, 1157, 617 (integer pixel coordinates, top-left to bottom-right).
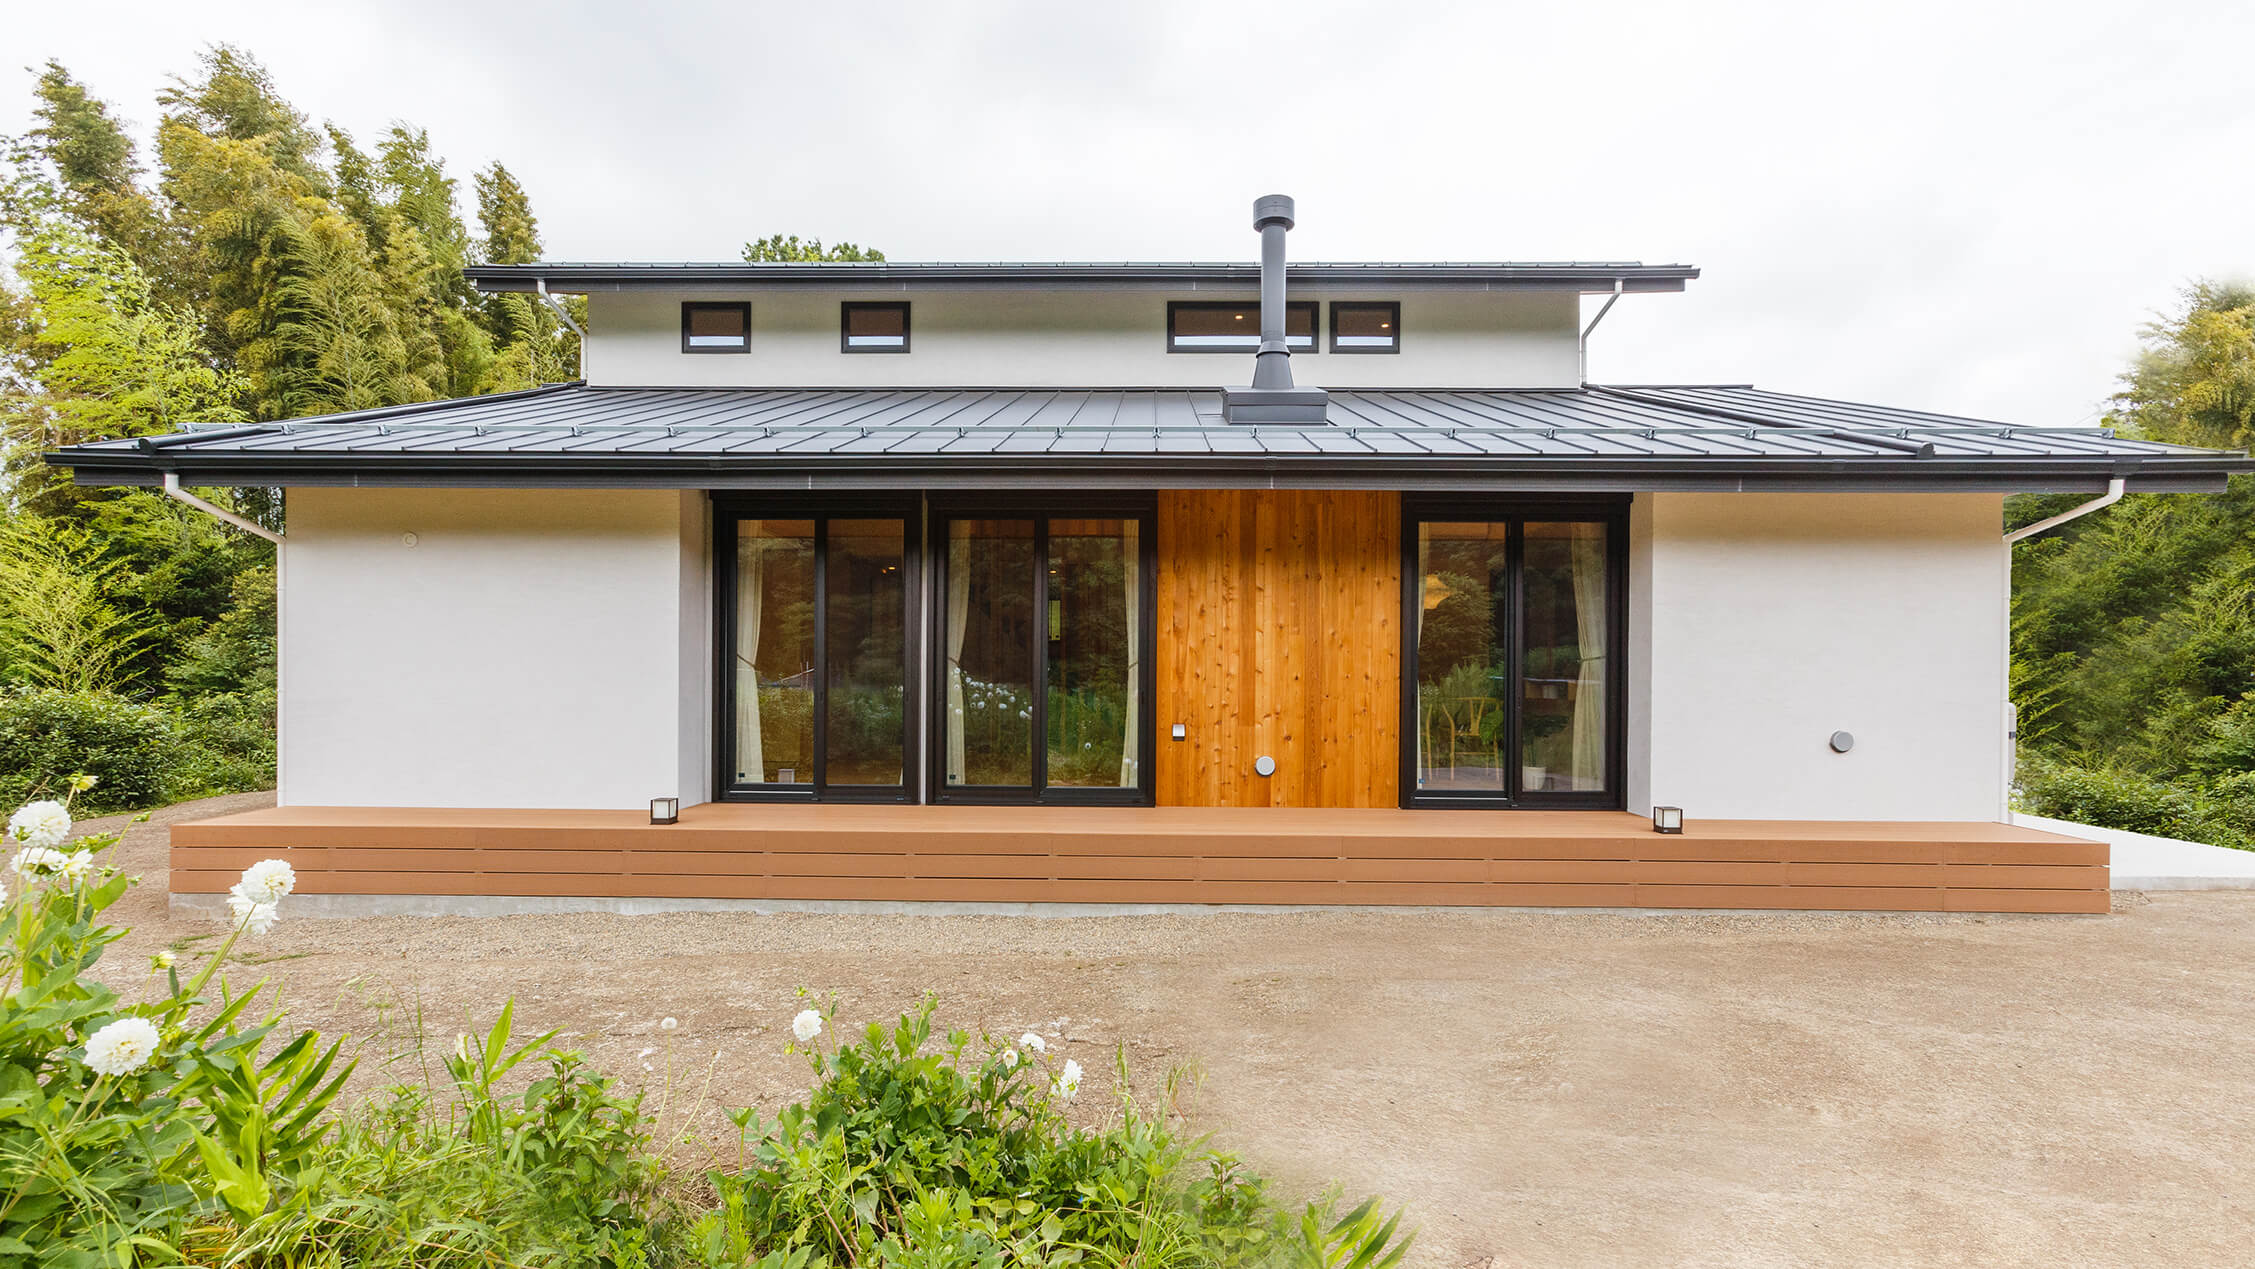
225, 885, 280, 935
237, 859, 296, 905
7, 801, 70, 850
1020, 1032, 1046, 1054
151, 949, 176, 971
58, 851, 93, 885
1054, 1058, 1082, 1101
83, 1016, 161, 1078
10, 845, 68, 880
660, 1016, 678, 1031
791, 1009, 822, 1043
1000, 1048, 1019, 1069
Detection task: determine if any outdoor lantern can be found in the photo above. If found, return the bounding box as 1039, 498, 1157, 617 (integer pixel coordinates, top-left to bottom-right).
650, 797, 679, 825
1652, 806, 1684, 834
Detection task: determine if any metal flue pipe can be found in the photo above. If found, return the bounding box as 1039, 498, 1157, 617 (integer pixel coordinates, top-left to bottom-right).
1251, 194, 1296, 390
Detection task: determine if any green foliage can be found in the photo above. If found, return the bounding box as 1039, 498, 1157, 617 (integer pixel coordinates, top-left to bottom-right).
2010, 279, 2255, 851
0, 798, 352, 1262
742, 234, 886, 263
713, 995, 1412, 1268
2113, 282, 2255, 450
0, 518, 160, 694
0, 690, 175, 813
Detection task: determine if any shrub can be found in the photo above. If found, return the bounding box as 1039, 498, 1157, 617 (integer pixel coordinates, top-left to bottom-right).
2016, 754, 2255, 851
0, 790, 348, 1261
0, 688, 177, 813
169, 689, 278, 797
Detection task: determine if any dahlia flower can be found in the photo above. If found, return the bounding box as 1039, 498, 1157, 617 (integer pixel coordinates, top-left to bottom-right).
84, 1017, 162, 1078
237, 858, 296, 905
7, 801, 70, 850
792, 1009, 823, 1043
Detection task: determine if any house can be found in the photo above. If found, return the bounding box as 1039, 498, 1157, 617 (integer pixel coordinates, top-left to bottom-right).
54, 196, 2254, 916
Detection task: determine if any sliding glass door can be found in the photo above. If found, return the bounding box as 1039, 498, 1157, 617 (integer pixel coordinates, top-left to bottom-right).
936, 507, 1153, 803
721, 506, 914, 801
1404, 502, 1625, 808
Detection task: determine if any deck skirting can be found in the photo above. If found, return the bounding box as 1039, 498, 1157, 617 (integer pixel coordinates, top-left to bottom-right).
170, 804, 2110, 915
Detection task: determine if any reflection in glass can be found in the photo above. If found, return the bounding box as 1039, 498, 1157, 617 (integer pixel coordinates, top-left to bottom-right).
1047, 520, 1138, 787
1521, 522, 1609, 793
734, 520, 815, 784
1414, 522, 1511, 792
824, 519, 906, 785
945, 520, 1037, 786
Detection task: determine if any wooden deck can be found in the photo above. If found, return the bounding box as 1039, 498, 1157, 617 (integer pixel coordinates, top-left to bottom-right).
170, 803, 2110, 914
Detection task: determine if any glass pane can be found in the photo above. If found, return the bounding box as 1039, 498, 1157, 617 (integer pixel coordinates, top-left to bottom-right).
1333, 303, 1398, 349
844, 304, 907, 348
1047, 519, 1139, 788
945, 519, 1036, 787
824, 519, 906, 786
1522, 522, 1610, 794
1415, 521, 1510, 793
687, 304, 747, 349
1170, 303, 1315, 350
734, 519, 814, 784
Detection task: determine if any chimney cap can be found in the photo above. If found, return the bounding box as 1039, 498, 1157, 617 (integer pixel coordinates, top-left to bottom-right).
1252, 194, 1296, 232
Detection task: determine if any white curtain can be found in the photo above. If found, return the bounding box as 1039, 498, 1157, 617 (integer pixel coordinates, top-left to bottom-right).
1119, 524, 1141, 787
1414, 529, 1427, 788
945, 530, 971, 784
734, 531, 766, 782
1569, 525, 1607, 790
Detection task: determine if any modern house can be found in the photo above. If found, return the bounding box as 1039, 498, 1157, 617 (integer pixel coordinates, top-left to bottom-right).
55, 197, 2254, 915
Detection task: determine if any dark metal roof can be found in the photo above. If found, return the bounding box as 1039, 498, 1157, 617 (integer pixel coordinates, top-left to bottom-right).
465, 261, 1699, 294
50, 383, 2251, 493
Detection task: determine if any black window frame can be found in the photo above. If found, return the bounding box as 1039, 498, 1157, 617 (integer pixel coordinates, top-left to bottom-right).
681, 301, 751, 354
1399, 495, 1629, 811
1328, 301, 1401, 354
713, 496, 922, 804
840, 301, 911, 354
1165, 300, 1319, 354
927, 493, 1158, 807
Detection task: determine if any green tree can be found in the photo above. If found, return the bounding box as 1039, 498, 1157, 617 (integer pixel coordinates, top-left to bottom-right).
742, 233, 885, 263
2112, 282, 2255, 450
475, 161, 577, 387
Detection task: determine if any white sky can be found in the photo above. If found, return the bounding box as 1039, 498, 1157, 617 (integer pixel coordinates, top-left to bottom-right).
10, 0, 2251, 425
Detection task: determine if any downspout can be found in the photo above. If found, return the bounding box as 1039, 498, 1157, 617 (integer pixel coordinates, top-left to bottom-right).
163, 471, 282, 545
1578, 279, 1624, 386
534, 276, 587, 381
1997, 475, 2128, 816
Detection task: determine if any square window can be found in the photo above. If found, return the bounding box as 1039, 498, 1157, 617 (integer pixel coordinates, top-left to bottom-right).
682, 302, 750, 353
1167, 301, 1317, 352
1330, 302, 1400, 353
841, 302, 910, 353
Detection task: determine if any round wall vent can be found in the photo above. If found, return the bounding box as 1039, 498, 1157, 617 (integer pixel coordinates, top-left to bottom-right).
1829, 731, 1855, 754
1253, 755, 1277, 777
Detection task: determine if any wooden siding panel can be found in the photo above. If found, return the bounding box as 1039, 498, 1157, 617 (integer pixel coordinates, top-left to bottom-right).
170, 804, 2110, 914
1156, 490, 1399, 808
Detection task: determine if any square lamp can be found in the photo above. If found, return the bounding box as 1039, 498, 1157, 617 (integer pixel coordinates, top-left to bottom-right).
650, 797, 679, 825
1652, 806, 1684, 834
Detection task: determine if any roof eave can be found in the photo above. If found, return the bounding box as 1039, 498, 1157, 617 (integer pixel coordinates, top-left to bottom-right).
463, 263, 1700, 295
52, 449, 2248, 496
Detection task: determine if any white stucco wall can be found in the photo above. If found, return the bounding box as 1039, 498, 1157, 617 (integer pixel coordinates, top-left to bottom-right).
1627, 492, 2008, 821
581, 288, 1580, 389
279, 487, 709, 809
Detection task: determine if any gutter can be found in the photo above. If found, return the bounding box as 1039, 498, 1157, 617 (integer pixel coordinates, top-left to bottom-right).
162, 471, 283, 545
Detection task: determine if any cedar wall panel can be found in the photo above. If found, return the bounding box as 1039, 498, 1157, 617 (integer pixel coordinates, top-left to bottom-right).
1155, 490, 1401, 808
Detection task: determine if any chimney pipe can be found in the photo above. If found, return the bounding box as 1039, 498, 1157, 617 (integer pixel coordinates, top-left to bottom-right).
1222, 194, 1329, 425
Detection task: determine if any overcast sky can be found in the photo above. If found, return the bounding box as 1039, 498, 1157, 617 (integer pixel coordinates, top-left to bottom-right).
10, 0, 2251, 425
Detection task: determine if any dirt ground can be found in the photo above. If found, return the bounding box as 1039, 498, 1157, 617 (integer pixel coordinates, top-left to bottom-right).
75, 794, 2255, 1267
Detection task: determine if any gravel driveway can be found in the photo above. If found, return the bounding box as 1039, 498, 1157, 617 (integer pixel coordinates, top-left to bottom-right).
83, 794, 2255, 1267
